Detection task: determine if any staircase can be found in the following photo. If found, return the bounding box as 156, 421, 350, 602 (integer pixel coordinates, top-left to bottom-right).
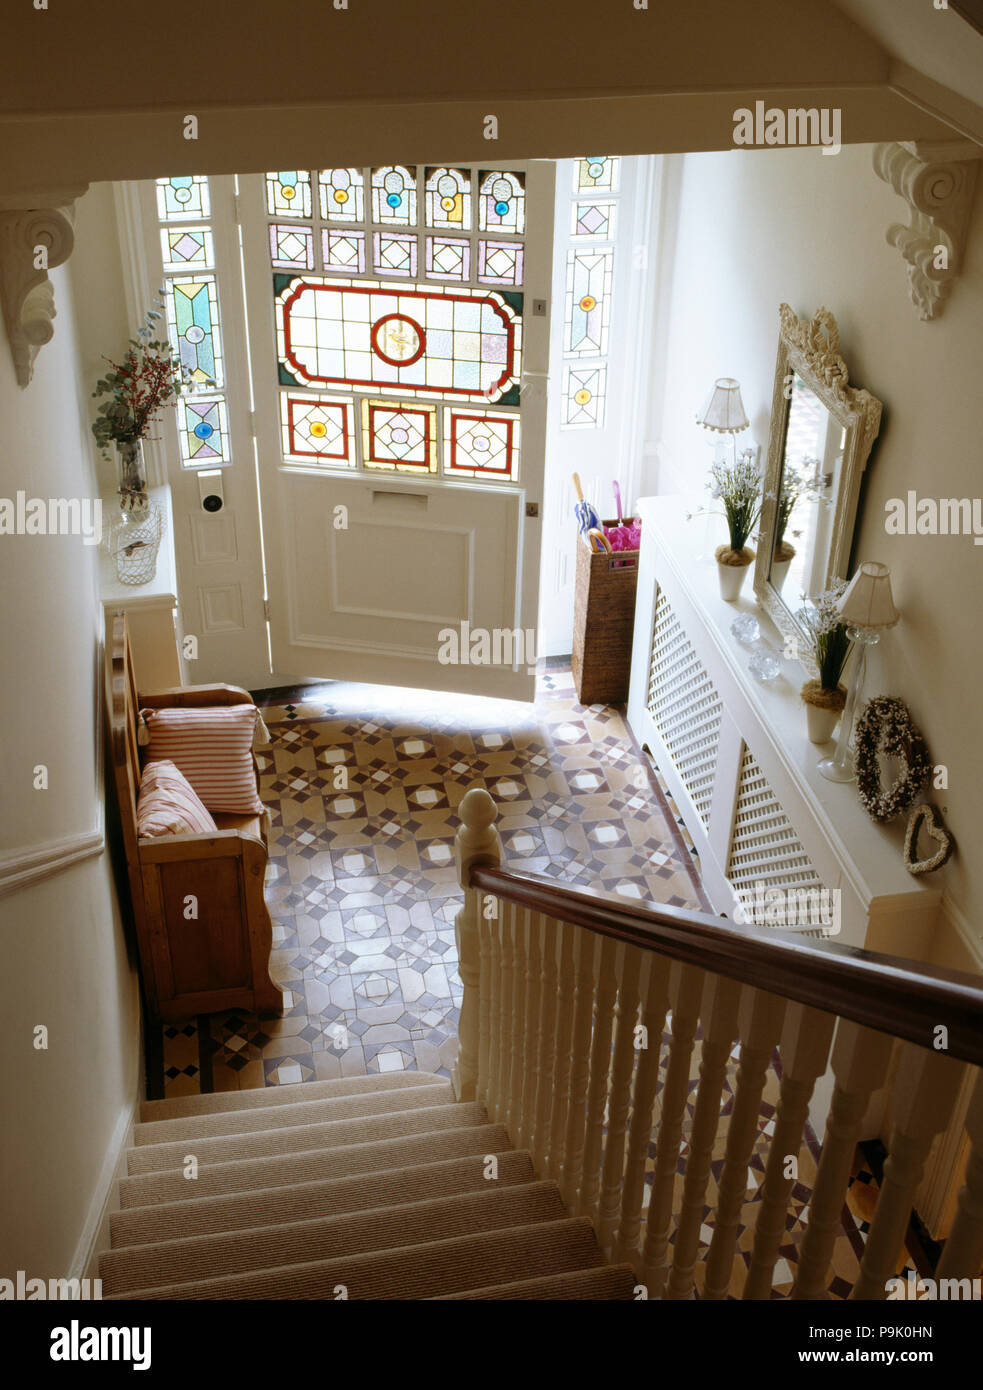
102, 1071, 637, 1300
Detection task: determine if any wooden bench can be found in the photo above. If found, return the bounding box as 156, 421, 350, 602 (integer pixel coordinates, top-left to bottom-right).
106, 612, 283, 1024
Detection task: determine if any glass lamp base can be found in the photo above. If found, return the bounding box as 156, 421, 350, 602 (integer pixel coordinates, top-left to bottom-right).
817, 754, 855, 784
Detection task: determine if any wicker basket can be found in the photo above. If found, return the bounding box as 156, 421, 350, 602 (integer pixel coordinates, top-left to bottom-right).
572, 522, 639, 706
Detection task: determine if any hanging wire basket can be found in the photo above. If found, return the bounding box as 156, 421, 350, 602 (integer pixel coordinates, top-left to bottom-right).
108, 501, 164, 586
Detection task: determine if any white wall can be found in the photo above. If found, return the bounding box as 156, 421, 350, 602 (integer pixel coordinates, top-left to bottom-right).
649, 142, 983, 954
0, 257, 141, 1276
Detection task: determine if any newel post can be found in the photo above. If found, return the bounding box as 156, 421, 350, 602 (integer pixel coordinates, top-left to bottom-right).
453, 788, 501, 1102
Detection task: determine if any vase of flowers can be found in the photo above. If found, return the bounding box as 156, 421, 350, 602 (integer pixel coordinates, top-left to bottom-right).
692, 451, 762, 601
91, 293, 204, 517
771, 459, 829, 592
797, 578, 853, 743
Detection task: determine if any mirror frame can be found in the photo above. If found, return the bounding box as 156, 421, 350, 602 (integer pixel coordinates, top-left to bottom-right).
754, 305, 883, 668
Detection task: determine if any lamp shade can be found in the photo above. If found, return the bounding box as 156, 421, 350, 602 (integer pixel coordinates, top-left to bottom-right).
698, 378, 749, 433
837, 561, 899, 629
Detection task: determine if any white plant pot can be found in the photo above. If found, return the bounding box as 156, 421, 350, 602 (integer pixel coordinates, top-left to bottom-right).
717, 560, 751, 602
771, 556, 792, 591
805, 703, 840, 744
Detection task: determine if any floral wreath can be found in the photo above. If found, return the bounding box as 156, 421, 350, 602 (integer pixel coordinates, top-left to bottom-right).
854, 696, 931, 824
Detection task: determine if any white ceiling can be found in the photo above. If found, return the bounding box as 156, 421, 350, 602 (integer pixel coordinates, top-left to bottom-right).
832, 0, 983, 109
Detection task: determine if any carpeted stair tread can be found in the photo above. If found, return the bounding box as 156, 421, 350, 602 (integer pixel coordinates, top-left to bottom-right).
133, 1080, 454, 1145
432, 1265, 639, 1299
118, 1121, 508, 1208
139, 1070, 438, 1123
112, 1149, 533, 1247
107, 1216, 605, 1301
126, 1100, 485, 1175
102, 1179, 565, 1295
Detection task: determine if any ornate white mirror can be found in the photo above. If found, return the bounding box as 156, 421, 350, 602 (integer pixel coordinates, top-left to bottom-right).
754, 305, 883, 660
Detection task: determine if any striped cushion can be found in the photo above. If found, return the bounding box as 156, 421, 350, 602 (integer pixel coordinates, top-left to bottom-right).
137, 760, 218, 838
140, 704, 265, 814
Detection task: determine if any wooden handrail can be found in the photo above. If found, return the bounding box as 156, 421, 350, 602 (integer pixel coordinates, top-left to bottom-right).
469, 862, 983, 1066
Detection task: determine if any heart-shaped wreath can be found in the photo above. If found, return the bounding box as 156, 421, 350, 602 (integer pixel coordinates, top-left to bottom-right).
854, 695, 931, 824
904, 802, 954, 875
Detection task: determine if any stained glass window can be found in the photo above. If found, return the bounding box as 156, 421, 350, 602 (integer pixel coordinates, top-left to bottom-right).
361, 399, 437, 472
166, 276, 223, 388
276, 277, 522, 404
281, 395, 353, 463
444, 408, 519, 479
571, 200, 617, 239
319, 168, 365, 222
266, 170, 313, 218
323, 229, 366, 275
564, 248, 612, 357
562, 365, 606, 429
160, 225, 214, 272
425, 167, 472, 230
371, 166, 417, 225
156, 175, 210, 221
373, 232, 418, 278
478, 171, 525, 234
179, 396, 229, 463
477, 240, 524, 286
574, 156, 619, 194
425, 236, 471, 282
269, 224, 315, 270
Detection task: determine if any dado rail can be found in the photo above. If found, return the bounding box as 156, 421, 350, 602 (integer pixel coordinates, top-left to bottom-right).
451, 788, 983, 1300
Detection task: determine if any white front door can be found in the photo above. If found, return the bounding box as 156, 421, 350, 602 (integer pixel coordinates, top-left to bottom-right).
238, 161, 554, 701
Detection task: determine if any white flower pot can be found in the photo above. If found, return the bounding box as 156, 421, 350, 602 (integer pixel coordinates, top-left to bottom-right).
771, 556, 792, 592
805, 703, 840, 744
717, 560, 750, 602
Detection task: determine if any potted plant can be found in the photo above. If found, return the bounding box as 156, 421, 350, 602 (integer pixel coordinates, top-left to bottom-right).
770, 459, 828, 592
693, 451, 762, 601
91, 292, 204, 518
796, 578, 853, 743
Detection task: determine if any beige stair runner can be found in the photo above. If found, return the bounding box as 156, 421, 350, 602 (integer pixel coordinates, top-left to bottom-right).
103, 1072, 637, 1300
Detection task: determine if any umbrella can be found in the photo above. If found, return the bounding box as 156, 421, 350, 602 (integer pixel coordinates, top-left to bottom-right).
572, 472, 601, 536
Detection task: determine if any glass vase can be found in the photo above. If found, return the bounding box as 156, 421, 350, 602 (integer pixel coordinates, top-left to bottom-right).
116, 440, 149, 519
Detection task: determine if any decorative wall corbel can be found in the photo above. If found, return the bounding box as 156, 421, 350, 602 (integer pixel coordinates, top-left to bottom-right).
873, 141, 982, 322
0, 188, 87, 386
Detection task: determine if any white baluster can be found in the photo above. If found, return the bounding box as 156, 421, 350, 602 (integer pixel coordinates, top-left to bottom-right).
516, 910, 544, 1152
548, 920, 578, 1188
453, 787, 501, 1103
577, 934, 619, 1223
743, 1003, 837, 1299
614, 952, 672, 1267
641, 961, 704, 1297
559, 927, 599, 1207
533, 914, 560, 1175
476, 899, 494, 1109
851, 1044, 967, 1300
936, 1068, 983, 1283
702, 985, 787, 1299
504, 905, 529, 1139
792, 1020, 895, 1299
664, 970, 743, 1300
598, 943, 644, 1249
494, 901, 516, 1132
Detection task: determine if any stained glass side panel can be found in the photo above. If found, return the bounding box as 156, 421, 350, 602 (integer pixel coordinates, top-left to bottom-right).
266, 170, 313, 218
319, 168, 365, 222
372, 232, 418, 278
269, 223, 315, 270
564, 248, 613, 357
179, 396, 230, 464
424, 167, 472, 230
156, 176, 210, 221
571, 200, 617, 239
573, 156, 619, 194
478, 171, 525, 233
477, 240, 524, 287
371, 166, 417, 225
323, 229, 367, 276
361, 398, 437, 472
561, 365, 606, 429
425, 236, 470, 282
166, 276, 224, 387
444, 408, 519, 480
280, 394, 353, 463
160, 225, 214, 272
